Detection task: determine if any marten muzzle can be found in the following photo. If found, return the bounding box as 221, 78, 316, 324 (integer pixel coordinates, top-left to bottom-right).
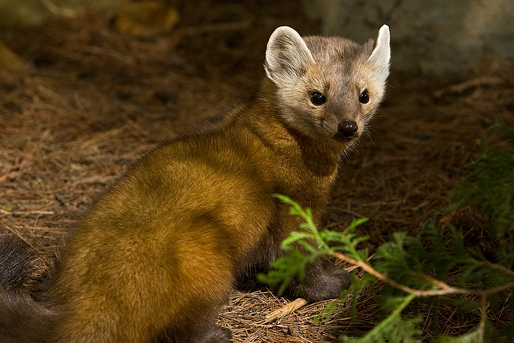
334, 120, 358, 141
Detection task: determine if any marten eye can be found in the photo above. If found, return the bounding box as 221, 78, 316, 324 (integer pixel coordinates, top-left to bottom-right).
359, 90, 369, 104
310, 92, 326, 106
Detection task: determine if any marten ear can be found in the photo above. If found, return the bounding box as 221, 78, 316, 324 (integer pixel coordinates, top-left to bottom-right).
367, 25, 391, 83
265, 26, 315, 86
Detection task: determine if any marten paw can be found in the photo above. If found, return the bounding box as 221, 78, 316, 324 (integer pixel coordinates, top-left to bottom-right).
296, 262, 350, 302
205, 325, 232, 343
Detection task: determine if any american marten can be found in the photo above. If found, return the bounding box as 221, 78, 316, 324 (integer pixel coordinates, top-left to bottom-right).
0, 25, 390, 342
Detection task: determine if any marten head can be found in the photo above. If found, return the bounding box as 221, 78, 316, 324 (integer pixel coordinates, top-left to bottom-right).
264, 25, 390, 144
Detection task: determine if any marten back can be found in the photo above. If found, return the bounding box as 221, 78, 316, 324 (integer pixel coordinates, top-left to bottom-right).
0, 25, 390, 343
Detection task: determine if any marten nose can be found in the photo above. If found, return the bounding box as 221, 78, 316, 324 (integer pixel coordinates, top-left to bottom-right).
338, 120, 358, 137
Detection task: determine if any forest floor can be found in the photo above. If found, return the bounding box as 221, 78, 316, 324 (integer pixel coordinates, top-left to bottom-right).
1, 1, 513, 342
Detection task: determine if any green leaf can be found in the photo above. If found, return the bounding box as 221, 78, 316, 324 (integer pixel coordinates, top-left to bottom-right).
341, 294, 421, 343
280, 231, 315, 247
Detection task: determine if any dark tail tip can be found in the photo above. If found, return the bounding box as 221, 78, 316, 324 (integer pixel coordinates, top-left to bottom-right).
0, 234, 39, 292
0, 234, 55, 343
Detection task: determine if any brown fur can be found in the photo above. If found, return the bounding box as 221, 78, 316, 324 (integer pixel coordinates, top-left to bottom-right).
0, 26, 390, 342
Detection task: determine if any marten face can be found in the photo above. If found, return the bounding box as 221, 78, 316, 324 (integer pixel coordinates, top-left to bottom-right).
264, 26, 390, 145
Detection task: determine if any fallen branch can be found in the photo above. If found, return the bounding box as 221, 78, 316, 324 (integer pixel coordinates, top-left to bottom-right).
264, 297, 308, 324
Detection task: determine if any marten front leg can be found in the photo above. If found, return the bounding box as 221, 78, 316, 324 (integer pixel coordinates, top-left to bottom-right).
292, 257, 350, 302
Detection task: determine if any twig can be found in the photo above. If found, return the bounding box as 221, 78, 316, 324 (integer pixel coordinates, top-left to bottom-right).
476, 295, 487, 343
331, 251, 514, 298
482, 261, 514, 278
332, 252, 472, 297
482, 280, 514, 296
263, 297, 308, 324
4, 226, 34, 248
1, 209, 55, 216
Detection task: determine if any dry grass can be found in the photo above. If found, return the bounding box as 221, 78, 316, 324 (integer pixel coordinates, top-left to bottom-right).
1, 0, 513, 341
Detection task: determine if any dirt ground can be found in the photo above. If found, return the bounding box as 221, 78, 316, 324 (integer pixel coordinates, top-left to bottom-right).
1, 1, 513, 342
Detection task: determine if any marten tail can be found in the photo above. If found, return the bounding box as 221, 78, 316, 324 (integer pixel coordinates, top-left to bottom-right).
0, 234, 55, 343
